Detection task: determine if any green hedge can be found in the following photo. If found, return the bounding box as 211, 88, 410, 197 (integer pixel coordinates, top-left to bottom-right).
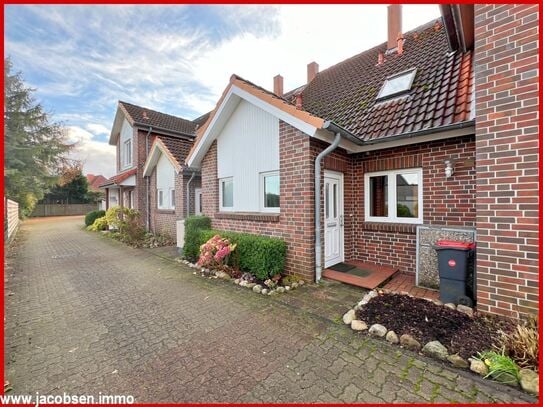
199, 229, 286, 281
85, 210, 106, 227
183, 215, 212, 261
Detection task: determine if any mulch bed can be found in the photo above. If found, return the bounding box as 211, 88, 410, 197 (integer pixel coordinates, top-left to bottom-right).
356, 293, 515, 359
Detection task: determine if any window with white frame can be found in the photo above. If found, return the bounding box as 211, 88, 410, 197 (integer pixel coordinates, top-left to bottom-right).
170, 189, 175, 209
219, 178, 233, 210
123, 139, 132, 168
365, 168, 423, 224
260, 171, 280, 212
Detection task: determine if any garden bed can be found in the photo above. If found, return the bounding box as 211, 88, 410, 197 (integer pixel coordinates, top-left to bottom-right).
344, 290, 539, 396
355, 293, 513, 359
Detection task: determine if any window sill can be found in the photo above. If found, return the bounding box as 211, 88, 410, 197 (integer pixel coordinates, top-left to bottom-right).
362, 222, 418, 234
156, 209, 175, 214
216, 212, 280, 222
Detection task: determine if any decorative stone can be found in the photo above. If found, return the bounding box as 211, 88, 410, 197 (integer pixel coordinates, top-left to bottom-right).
447, 354, 469, 369
444, 303, 456, 310
433, 299, 444, 306
343, 309, 356, 325
385, 331, 399, 344
358, 290, 378, 307
456, 304, 474, 317
253, 285, 262, 293
422, 341, 449, 360
369, 324, 387, 337
276, 287, 286, 293
519, 369, 539, 395
239, 280, 247, 287
285, 286, 291, 291
291, 282, 298, 289
268, 290, 277, 296
400, 334, 422, 351
261, 288, 269, 295
246, 283, 256, 289
298, 280, 305, 286
469, 359, 488, 376
234, 279, 240, 285
217, 271, 230, 280
351, 320, 368, 331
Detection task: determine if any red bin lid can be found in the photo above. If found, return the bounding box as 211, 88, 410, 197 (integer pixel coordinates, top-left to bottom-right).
435, 240, 475, 249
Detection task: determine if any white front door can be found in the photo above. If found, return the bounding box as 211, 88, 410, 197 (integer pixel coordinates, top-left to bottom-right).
195, 188, 202, 215
324, 171, 344, 268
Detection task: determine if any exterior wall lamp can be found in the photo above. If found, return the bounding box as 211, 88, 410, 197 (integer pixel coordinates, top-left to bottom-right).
445, 159, 455, 178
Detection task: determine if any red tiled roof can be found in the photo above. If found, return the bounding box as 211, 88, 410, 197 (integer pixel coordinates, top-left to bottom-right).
86, 174, 108, 192
99, 168, 137, 188
157, 136, 193, 168
119, 101, 198, 136
294, 19, 473, 142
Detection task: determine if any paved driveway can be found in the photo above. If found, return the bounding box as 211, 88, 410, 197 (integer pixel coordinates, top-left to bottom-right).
4, 217, 534, 403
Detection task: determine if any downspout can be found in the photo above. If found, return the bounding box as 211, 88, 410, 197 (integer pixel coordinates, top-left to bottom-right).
186, 170, 196, 218
145, 126, 152, 231
314, 130, 342, 283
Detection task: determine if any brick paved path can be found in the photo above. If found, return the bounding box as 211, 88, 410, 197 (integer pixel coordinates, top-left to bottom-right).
4, 217, 535, 403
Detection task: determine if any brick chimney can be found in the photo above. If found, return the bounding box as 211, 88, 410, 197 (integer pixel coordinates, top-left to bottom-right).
387, 4, 402, 50
307, 61, 319, 83
273, 74, 284, 96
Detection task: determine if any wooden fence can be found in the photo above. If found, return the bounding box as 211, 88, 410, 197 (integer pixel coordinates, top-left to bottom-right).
30, 203, 99, 217
4, 198, 19, 242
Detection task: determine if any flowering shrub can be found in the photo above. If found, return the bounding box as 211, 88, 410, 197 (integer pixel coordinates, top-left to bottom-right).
197, 235, 237, 268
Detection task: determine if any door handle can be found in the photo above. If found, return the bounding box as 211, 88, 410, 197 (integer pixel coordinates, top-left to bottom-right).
340, 215, 344, 226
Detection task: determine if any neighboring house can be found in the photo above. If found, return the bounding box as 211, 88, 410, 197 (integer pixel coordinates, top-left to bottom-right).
187, 4, 538, 318
100, 101, 207, 238
86, 174, 108, 209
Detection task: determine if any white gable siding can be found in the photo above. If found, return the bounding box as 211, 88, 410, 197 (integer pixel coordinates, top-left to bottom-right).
217, 100, 279, 212
156, 153, 175, 209
119, 118, 133, 170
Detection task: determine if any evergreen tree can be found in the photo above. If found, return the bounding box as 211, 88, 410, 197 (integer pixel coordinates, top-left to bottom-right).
4, 57, 73, 215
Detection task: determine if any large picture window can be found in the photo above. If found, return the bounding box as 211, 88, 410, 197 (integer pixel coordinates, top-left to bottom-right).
365, 168, 423, 224
260, 171, 280, 212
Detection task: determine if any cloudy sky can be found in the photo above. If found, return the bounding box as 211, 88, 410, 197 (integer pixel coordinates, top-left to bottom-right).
5, 4, 440, 178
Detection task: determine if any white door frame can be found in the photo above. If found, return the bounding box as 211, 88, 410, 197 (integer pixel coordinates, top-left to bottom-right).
324, 170, 344, 268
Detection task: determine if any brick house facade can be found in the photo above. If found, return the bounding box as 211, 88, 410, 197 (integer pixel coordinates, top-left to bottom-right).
101, 102, 204, 240
474, 4, 539, 318
188, 5, 538, 318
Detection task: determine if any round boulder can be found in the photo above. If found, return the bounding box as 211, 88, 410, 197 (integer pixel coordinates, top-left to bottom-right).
351, 320, 368, 331
400, 334, 421, 351
343, 309, 356, 325
385, 331, 399, 344
369, 324, 387, 337
422, 341, 449, 360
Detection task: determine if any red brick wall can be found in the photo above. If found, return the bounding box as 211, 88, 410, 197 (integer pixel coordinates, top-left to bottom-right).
346, 136, 477, 274
474, 4, 539, 318
201, 121, 316, 280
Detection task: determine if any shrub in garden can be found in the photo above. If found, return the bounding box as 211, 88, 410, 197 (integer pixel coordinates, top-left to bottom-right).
197, 235, 237, 268
87, 216, 108, 231
498, 317, 539, 372
85, 210, 105, 227
104, 206, 145, 245
199, 229, 286, 280
183, 215, 211, 261
476, 350, 520, 385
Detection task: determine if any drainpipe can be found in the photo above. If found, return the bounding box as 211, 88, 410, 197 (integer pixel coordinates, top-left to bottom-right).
315, 129, 342, 283
145, 126, 152, 231
186, 170, 196, 218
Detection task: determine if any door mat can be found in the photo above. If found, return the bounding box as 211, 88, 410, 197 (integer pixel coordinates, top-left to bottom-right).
328, 262, 356, 273
346, 268, 372, 278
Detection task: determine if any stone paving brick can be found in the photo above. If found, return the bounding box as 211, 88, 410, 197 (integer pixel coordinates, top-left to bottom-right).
3, 217, 537, 403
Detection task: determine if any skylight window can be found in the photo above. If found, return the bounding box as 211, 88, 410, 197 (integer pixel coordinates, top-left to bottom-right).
377, 68, 417, 100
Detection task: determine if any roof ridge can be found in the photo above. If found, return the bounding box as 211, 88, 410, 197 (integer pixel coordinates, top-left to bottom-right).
118, 100, 194, 124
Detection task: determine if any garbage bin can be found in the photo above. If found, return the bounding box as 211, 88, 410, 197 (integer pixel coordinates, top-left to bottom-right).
433, 240, 476, 306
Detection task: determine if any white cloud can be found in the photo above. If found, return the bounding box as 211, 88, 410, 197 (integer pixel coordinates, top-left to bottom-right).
86, 123, 110, 136
66, 126, 116, 177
